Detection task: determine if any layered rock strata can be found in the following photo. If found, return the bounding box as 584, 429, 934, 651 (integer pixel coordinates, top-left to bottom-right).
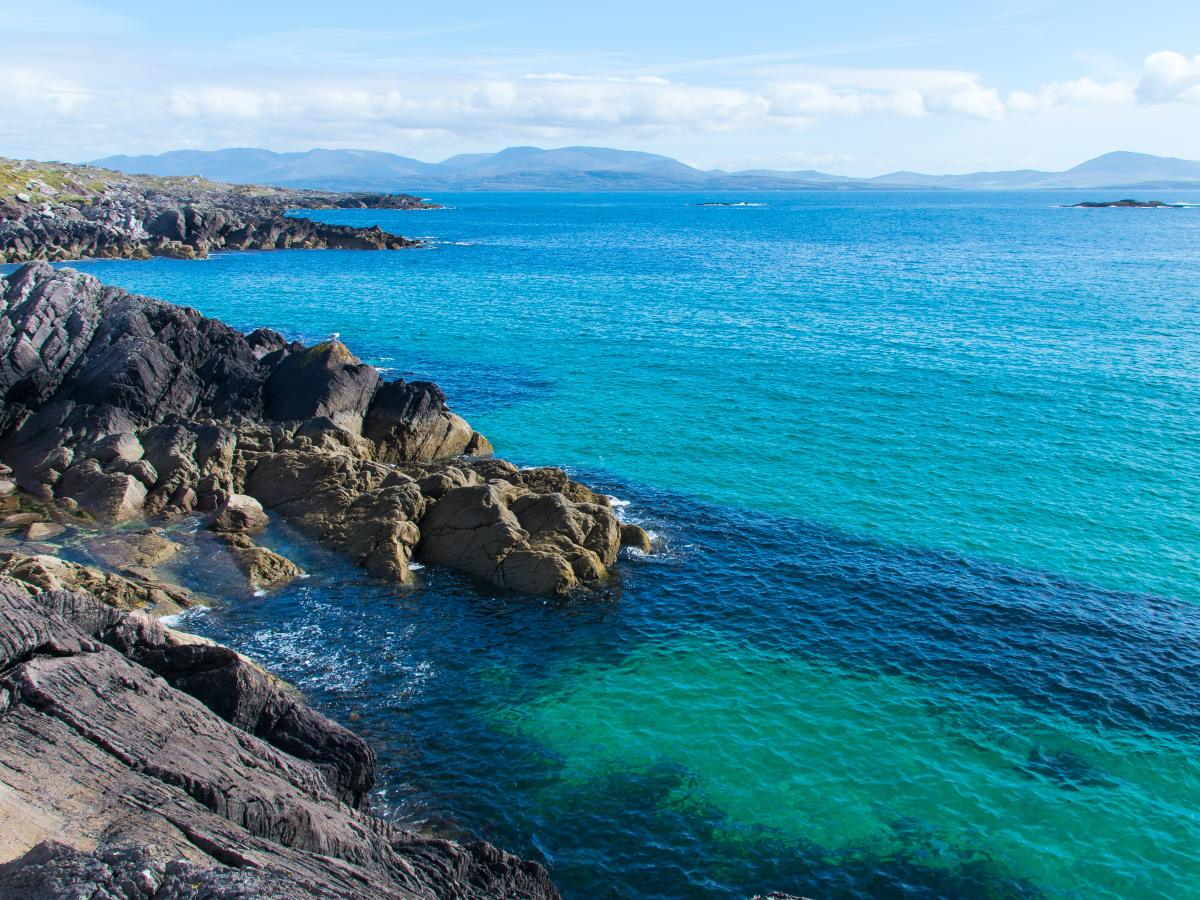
0, 263, 647, 596
0, 575, 559, 898
0, 158, 432, 263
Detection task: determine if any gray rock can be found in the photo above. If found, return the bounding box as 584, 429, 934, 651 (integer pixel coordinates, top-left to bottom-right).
365, 380, 487, 463
88, 431, 143, 464
0, 576, 559, 899
58, 459, 147, 523
0, 264, 628, 596
265, 341, 381, 432
0, 163, 426, 266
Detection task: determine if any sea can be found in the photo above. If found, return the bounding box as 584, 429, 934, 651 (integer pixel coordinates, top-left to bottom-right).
21, 191, 1200, 898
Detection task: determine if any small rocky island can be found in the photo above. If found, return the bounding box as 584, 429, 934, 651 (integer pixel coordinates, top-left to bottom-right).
1070, 198, 1184, 208
0, 255, 650, 889
0, 158, 433, 263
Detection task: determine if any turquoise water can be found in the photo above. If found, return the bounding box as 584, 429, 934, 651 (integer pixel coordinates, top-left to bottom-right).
21, 191, 1200, 897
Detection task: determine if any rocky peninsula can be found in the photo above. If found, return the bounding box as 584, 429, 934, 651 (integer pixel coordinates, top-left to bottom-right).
0, 260, 650, 896
0, 158, 432, 263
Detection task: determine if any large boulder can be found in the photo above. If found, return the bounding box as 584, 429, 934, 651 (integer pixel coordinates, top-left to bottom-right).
264, 341, 380, 433
207, 492, 269, 533
245, 448, 426, 582
418, 480, 622, 595
57, 459, 147, 523
364, 379, 489, 463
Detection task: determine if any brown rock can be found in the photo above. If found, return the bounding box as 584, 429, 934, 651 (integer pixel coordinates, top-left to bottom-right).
219, 534, 304, 589
418, 481, 622, 595
23, 523, 65, 541
246, 448, 426, 582
84, 530, 182, 569
208, 492, 269, 533
0, 551, 194, 614
620, 523, 654, 553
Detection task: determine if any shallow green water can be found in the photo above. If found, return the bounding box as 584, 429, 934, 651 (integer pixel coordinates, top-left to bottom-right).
503, 635, 1200, 897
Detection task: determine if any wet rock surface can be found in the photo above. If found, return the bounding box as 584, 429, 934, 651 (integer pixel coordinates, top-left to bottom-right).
0, 263, 644, 596
0, 577, 560, 898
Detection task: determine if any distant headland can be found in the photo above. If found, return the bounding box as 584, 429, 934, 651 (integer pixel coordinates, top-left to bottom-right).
86, 147, 1200, 193
0, 157, 433, 263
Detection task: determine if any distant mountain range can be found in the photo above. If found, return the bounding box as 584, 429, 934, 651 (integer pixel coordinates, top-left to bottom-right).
89, 147, 1200, 193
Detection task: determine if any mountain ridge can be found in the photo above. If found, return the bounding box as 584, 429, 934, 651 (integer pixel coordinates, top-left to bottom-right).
90, 147, 1200, 193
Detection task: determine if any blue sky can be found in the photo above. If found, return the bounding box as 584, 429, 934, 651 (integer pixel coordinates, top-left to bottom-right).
3, 0, 1200, 174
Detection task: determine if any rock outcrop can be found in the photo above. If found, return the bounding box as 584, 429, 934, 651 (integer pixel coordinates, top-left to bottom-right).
0, 575, 559, 898
0, 263, 646, 595
0, 158, 432, 263
0, 549, 195, 614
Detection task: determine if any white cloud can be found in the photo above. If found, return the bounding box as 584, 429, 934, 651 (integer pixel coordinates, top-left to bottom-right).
767, 69, 1003, 121
1137, 51, 1200, 104
766, 82, 925, 118
925, 80, 1005, 120
1008, 77, 1135, 112
3, 33, 1200, 165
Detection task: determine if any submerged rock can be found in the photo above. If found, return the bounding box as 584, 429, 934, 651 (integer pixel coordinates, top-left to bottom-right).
84, 529, 182, 569
22, 522, 65, 541
218, 533, 305, 590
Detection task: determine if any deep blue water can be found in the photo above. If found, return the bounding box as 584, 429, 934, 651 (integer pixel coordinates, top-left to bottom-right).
13, 191, 1200, 898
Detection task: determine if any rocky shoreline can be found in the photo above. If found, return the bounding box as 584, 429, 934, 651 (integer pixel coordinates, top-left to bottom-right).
0, 260, 650, 896
0, 158, 432, 263
0, 578, 559, 898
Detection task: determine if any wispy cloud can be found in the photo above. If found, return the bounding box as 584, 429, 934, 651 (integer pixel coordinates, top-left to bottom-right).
655, 23, 1034, 75
1, 22, 1199, 168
